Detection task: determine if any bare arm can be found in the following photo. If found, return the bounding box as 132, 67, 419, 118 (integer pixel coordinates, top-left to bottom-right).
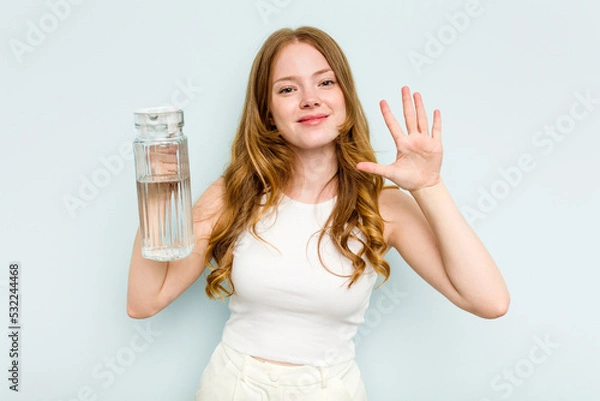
126, 178, 224, 318
381, 186, 509, 318
358, 86, 508, 318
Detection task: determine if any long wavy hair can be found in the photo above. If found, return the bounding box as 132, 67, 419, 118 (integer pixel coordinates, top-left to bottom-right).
204, 26, 390, 299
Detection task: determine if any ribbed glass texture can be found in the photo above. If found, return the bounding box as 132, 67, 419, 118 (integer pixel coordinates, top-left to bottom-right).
133, 107, 194, 261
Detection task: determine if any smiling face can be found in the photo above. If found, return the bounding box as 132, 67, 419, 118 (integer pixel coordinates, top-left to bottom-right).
269, 41, 347, 155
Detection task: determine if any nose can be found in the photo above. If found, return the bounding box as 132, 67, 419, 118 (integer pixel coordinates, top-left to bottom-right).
301, 89, 320, 108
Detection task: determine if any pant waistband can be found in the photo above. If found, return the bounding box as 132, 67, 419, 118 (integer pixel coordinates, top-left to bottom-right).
219, 341, 354, 388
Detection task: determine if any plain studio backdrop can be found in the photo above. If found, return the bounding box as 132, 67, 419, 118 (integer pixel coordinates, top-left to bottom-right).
1, 0, 599, 400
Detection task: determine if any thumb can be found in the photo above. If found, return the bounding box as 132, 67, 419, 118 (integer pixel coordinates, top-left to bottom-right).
356, 162, 393, 180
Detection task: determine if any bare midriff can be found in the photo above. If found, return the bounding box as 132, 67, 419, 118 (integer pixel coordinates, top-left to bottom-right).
251, 355, 303, 366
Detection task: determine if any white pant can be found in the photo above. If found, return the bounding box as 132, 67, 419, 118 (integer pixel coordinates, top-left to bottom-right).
194, 342, 368, 401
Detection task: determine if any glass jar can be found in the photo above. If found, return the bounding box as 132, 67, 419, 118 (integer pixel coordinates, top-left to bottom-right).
133, 106, 194, 261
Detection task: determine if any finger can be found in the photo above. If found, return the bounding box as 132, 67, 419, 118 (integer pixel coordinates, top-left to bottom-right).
413, 92, 429, 135
401, 86, 418, 134
356, 161, 395, 180
431, 109, 442, 141
379, 99, 406, 149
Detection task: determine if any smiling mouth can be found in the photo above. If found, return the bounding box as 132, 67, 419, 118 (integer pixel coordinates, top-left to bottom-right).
297, 114, 328, 123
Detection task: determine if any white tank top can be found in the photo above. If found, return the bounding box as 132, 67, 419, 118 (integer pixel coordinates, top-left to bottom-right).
221, 195, 378, 366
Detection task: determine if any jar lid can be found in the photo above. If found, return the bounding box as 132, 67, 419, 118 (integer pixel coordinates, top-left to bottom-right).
134, 106, 184, 134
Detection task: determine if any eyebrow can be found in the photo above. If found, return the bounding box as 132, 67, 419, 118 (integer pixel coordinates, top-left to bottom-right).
272, 68, 334, 85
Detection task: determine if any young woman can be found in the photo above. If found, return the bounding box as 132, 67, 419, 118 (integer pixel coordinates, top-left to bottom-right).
127, 26, 509, 400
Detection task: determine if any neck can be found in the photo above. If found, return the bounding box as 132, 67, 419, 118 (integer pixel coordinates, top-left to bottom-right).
285, 147, 338, 204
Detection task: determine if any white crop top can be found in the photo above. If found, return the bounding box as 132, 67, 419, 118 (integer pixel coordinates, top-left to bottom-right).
221, 195, 378, 366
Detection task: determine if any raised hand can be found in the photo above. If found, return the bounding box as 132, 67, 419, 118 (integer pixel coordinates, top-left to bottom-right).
357, 86, 443, 192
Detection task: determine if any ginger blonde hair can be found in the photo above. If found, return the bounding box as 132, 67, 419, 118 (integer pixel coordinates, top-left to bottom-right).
204, 26, 390, 299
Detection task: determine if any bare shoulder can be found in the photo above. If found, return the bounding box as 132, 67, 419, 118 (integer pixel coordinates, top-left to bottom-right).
378, 186, 425, 247
192, 177, 226, 237
378, 186, 419, 222
194, 177, 225, 209
379, 186, 413, 208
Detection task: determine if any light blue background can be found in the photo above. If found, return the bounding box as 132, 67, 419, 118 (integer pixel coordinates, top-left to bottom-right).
1, 0, 599, 400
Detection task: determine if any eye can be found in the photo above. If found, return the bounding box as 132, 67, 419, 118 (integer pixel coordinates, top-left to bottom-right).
278, 87, 294, 94
320, 79, 336, 87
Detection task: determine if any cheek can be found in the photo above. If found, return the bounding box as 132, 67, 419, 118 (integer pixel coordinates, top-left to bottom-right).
334, 98, 347, 120
327, 89, 346, 110
270, 113, 283, 129
270, 103, 293, 125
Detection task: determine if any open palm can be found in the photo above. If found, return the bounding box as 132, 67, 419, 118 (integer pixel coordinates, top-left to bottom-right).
357, 86, 443, 192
